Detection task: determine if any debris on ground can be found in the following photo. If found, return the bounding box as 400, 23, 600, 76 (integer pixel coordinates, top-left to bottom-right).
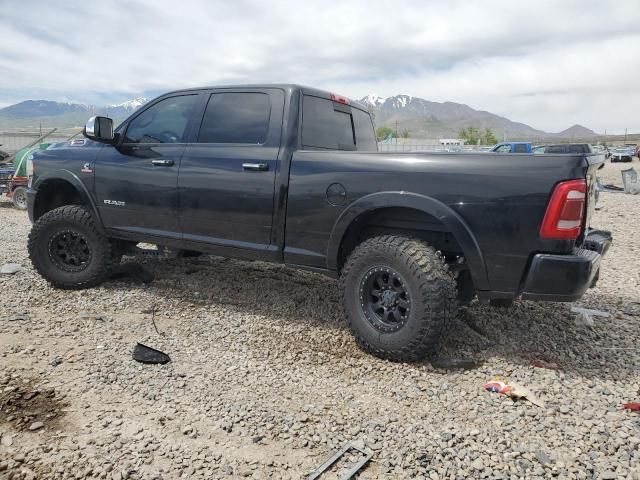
0, 263, 21, 275
132, 343, 171, 364
79, 312, 108, 322
532, 359, 561, 370
571, 306, 610, 328
622, 167, 639, 194
49, 356, 63, 367
484, 380, 545, 407
430, 357, 483, 370
623, 403, 640, 411
597, 182, 624, 193
6, 313, 29, 322
307, 442, 373, 480
110, 263, 155, 284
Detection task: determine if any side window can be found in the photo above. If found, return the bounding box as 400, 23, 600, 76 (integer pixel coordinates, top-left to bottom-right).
125, 95, 199, 143
545, 145, 565, 154
352, 108, 377, 150
513, 144, 528, 153
197, 92, 270, 144
495, 145, 512, 153
302, 95, 355, 150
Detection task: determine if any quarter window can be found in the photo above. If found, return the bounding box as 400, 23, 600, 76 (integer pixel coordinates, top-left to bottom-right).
302, 95, 355, 150
125, 95, 199, 143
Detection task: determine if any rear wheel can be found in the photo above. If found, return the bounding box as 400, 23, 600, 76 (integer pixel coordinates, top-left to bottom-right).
28, 205, 113, 289
340, 235, 457, 361
11, 187, 27, 210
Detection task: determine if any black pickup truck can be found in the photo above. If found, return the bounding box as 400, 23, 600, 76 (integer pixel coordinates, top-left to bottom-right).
24, 84, 611, 361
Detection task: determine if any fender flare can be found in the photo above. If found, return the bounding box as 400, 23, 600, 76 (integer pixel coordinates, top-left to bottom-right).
326, 191, 489, 290
32, 169, 105, 233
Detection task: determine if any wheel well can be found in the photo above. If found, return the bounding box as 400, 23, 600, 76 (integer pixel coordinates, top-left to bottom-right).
337, 207, 465, 271
33, 179, 85, 221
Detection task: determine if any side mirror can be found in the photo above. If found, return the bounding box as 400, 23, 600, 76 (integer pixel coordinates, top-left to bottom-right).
84, 116, 114, 142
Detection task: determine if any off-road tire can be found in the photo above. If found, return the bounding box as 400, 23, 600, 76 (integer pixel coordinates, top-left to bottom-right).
340, 235, 457, 362
28, 205, 112, 289
11, 187, 27, 210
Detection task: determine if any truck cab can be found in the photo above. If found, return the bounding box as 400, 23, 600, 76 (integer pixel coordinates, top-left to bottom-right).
491, 142, 532, 153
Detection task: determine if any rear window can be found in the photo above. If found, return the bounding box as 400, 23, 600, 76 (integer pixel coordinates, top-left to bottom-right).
302, 95, 376, 151
197, 92, 270, 144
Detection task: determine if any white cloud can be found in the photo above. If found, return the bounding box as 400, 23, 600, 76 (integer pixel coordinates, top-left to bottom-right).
0, 0, 638, 132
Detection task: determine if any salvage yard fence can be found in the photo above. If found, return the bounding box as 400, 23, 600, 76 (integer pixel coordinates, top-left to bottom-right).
0, 128, 81, 153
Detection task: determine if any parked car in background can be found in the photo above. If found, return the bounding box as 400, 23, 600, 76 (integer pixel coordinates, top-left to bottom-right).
611, 146, 634, 162
533, 144, 593, 154
633, 145, 640, 158
490, 142, 532, 153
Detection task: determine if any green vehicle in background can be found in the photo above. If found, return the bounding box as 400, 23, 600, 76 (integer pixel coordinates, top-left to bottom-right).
0, 143, 51, 210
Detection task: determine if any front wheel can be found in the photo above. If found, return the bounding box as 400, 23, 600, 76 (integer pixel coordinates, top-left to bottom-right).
11, 186, 27, 210
340, 235, 457, 362
28, 205, 113, 289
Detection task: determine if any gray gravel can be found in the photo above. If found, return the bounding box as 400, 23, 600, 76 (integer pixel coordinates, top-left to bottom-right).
0, 160, 639, 479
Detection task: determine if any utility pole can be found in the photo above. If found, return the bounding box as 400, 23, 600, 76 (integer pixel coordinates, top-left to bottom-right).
624, 128, 627, 143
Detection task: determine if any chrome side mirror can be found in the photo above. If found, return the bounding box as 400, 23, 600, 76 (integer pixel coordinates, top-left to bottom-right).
84, 116, 114, 142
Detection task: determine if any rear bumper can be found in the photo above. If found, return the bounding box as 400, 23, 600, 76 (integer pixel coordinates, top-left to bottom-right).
521, 230, 612, 302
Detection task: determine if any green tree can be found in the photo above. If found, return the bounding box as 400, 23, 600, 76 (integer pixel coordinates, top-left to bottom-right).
401, 129, 410, 139
482, 128, 498, 145
459, 126, 498, 145
459, 127, 480, 145
376, 126, 393, 140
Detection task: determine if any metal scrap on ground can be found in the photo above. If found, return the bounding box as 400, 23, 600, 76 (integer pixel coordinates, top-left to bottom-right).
307, 442, 373, 480
132, 343, 171, 365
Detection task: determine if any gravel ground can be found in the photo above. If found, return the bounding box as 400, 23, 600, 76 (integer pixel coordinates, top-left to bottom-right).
0, 160, 639, 479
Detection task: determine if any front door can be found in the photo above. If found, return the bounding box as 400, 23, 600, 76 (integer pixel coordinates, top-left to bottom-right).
178, 89, 284, 252
95, 93, 202, 238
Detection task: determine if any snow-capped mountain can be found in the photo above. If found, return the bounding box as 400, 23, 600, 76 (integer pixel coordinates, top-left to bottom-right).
0, 100, 92, 118
360, 94, 556, 138
109, 97, 148, 112
0, 97, 149, 127
360, 94, 384, 108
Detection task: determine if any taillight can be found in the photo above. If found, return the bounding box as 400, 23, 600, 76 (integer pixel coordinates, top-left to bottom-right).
539, 179, 586, 240
330, 93, 350, 105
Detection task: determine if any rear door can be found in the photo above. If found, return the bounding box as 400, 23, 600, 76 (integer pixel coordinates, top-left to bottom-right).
95, 93, 203, 237
178, 88, 284, 252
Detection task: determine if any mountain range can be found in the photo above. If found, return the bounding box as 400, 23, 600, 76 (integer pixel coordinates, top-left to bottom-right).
358, 94, 596, 139
0, 98, 148, 129
0, 94, 597, 139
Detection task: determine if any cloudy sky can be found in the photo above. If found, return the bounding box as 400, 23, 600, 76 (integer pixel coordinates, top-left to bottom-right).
1, 0, 639, 133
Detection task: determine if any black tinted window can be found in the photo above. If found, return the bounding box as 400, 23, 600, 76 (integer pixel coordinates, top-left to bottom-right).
125, 95, 199, 143
513, 144, 528, 153
352, 108, 377, 150
197, 93, 270, 144
302, 95, 355, 150
545, 145, 566, 154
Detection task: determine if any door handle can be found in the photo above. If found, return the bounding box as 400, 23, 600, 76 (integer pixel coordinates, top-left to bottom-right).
151, 159, 175, 167
242, 163, 269, 171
